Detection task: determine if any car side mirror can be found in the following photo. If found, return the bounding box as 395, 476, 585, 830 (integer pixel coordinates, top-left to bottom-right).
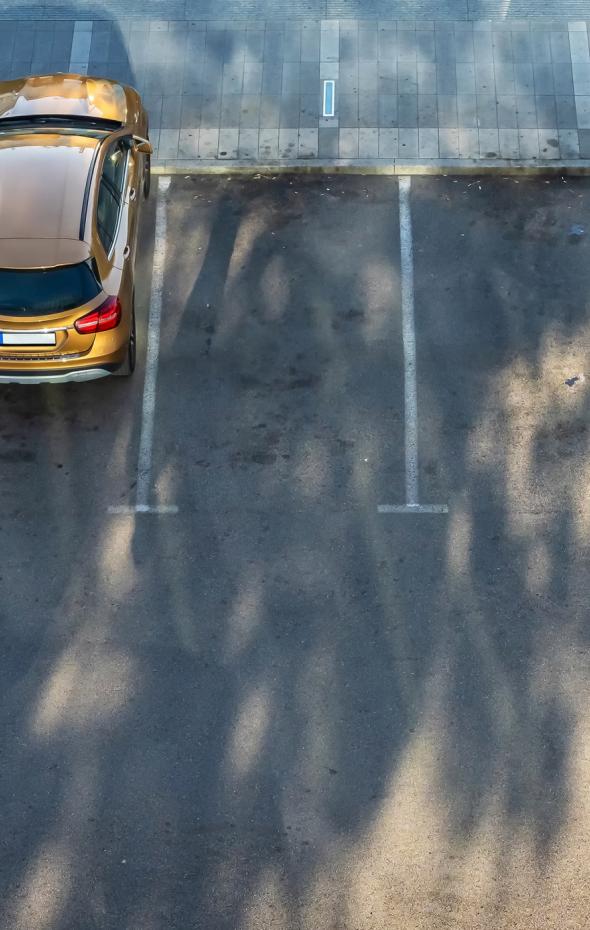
134, 137, 153, 155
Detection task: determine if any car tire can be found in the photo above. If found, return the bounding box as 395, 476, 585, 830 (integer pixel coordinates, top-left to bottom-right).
143, 150, 151, 200
114, 302, 136, 377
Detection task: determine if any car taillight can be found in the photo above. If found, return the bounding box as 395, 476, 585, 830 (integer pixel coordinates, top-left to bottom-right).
75, 296, 122, 334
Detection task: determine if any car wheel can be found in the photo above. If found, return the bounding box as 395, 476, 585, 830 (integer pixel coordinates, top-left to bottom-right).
114, 302, 136, 377
143, 151, 151, 199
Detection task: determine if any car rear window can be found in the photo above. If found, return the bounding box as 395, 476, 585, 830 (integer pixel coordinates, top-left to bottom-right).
0, 261, 102, 317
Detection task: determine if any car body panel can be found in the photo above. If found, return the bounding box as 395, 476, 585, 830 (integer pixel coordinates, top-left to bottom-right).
0, 368, 113, 384
0, 74, 136, 126
0, 238, 92, 270
0, 73, 148, 381
0, 133, 98, 268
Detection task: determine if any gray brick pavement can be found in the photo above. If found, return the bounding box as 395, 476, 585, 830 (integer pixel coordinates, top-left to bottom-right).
2, 17, 590, 165
1, 1, 590, 19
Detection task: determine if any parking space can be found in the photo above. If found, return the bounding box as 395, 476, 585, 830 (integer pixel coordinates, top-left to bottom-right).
2, 175, 590, 930
0, 190, 156, 597
412, 175, 590, 515
150, 174, 404, 514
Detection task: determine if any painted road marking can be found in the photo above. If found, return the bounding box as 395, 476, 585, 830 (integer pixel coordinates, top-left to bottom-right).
378, 177, 448, 516
135, 176, 170, 509
323, 80, 335, 118
108, 176, 177, 517
399, 175, 418, 506
109, 505, 179, 515
378, 504, 448, 514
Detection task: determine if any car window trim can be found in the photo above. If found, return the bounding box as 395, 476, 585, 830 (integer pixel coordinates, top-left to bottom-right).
79, 142, 102, 241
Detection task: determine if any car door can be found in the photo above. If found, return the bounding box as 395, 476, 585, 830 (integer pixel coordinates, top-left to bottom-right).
109, 136, 142, 271
95, 136, 130, 269
93, 136, 139, 330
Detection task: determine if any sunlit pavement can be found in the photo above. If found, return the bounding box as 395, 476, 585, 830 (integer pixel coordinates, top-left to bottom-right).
1, 175, 590, 929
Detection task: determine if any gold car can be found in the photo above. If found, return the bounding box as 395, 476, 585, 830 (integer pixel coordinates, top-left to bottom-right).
0, 73, 152, 383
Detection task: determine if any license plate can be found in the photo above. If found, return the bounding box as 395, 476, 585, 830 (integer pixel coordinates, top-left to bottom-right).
0, 331, 57, 346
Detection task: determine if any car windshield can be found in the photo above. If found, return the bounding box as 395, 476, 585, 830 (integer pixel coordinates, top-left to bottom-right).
0, 261, 101, 317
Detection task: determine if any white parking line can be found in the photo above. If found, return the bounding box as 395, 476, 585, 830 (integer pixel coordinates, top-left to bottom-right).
399, 175, 419, 506
109, 505, 179, 515
135, 176, 170, 509
378, 176, 448, 516
378, 504, 448, 514
108, 176, 178, 517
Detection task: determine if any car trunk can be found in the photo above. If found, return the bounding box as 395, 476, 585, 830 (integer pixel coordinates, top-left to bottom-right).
0, 311, 98, 360
0, 260, 104, 359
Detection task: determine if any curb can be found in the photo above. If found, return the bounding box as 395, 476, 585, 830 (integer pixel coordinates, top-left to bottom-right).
152, 159, 590, 177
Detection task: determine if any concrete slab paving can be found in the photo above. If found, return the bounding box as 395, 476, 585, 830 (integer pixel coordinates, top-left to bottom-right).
4, 16, 590, 168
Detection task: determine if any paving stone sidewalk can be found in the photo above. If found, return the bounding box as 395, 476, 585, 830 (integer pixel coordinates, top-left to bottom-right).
3, 18, 590, 167
2, 2, 590, 21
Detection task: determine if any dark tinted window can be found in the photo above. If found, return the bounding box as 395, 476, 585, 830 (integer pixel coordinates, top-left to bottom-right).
103, 141, 128, 195
96, 139, 128, 254
0, 262, 101, 317
97, 179, 119, 254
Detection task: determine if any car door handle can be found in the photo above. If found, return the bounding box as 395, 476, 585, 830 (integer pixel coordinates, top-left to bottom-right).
123, 245, 131, 260
129, 188, 137, 201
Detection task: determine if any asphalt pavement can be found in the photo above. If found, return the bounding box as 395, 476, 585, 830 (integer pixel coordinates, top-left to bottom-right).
1, 175, 590, 929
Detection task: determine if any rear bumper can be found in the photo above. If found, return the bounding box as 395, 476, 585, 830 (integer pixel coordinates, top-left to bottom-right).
0, 365, 117, 385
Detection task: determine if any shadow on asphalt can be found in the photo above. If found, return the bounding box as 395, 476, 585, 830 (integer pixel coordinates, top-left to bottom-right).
0, 15, 589, 927
135, 174, 588, 929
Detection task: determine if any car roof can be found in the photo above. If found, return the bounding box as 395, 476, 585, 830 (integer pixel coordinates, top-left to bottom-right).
0, 132, 99, 269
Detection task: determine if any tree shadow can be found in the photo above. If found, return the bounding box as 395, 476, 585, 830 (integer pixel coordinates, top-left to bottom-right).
1, 125, 589, 930
119, 174, 587, 928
